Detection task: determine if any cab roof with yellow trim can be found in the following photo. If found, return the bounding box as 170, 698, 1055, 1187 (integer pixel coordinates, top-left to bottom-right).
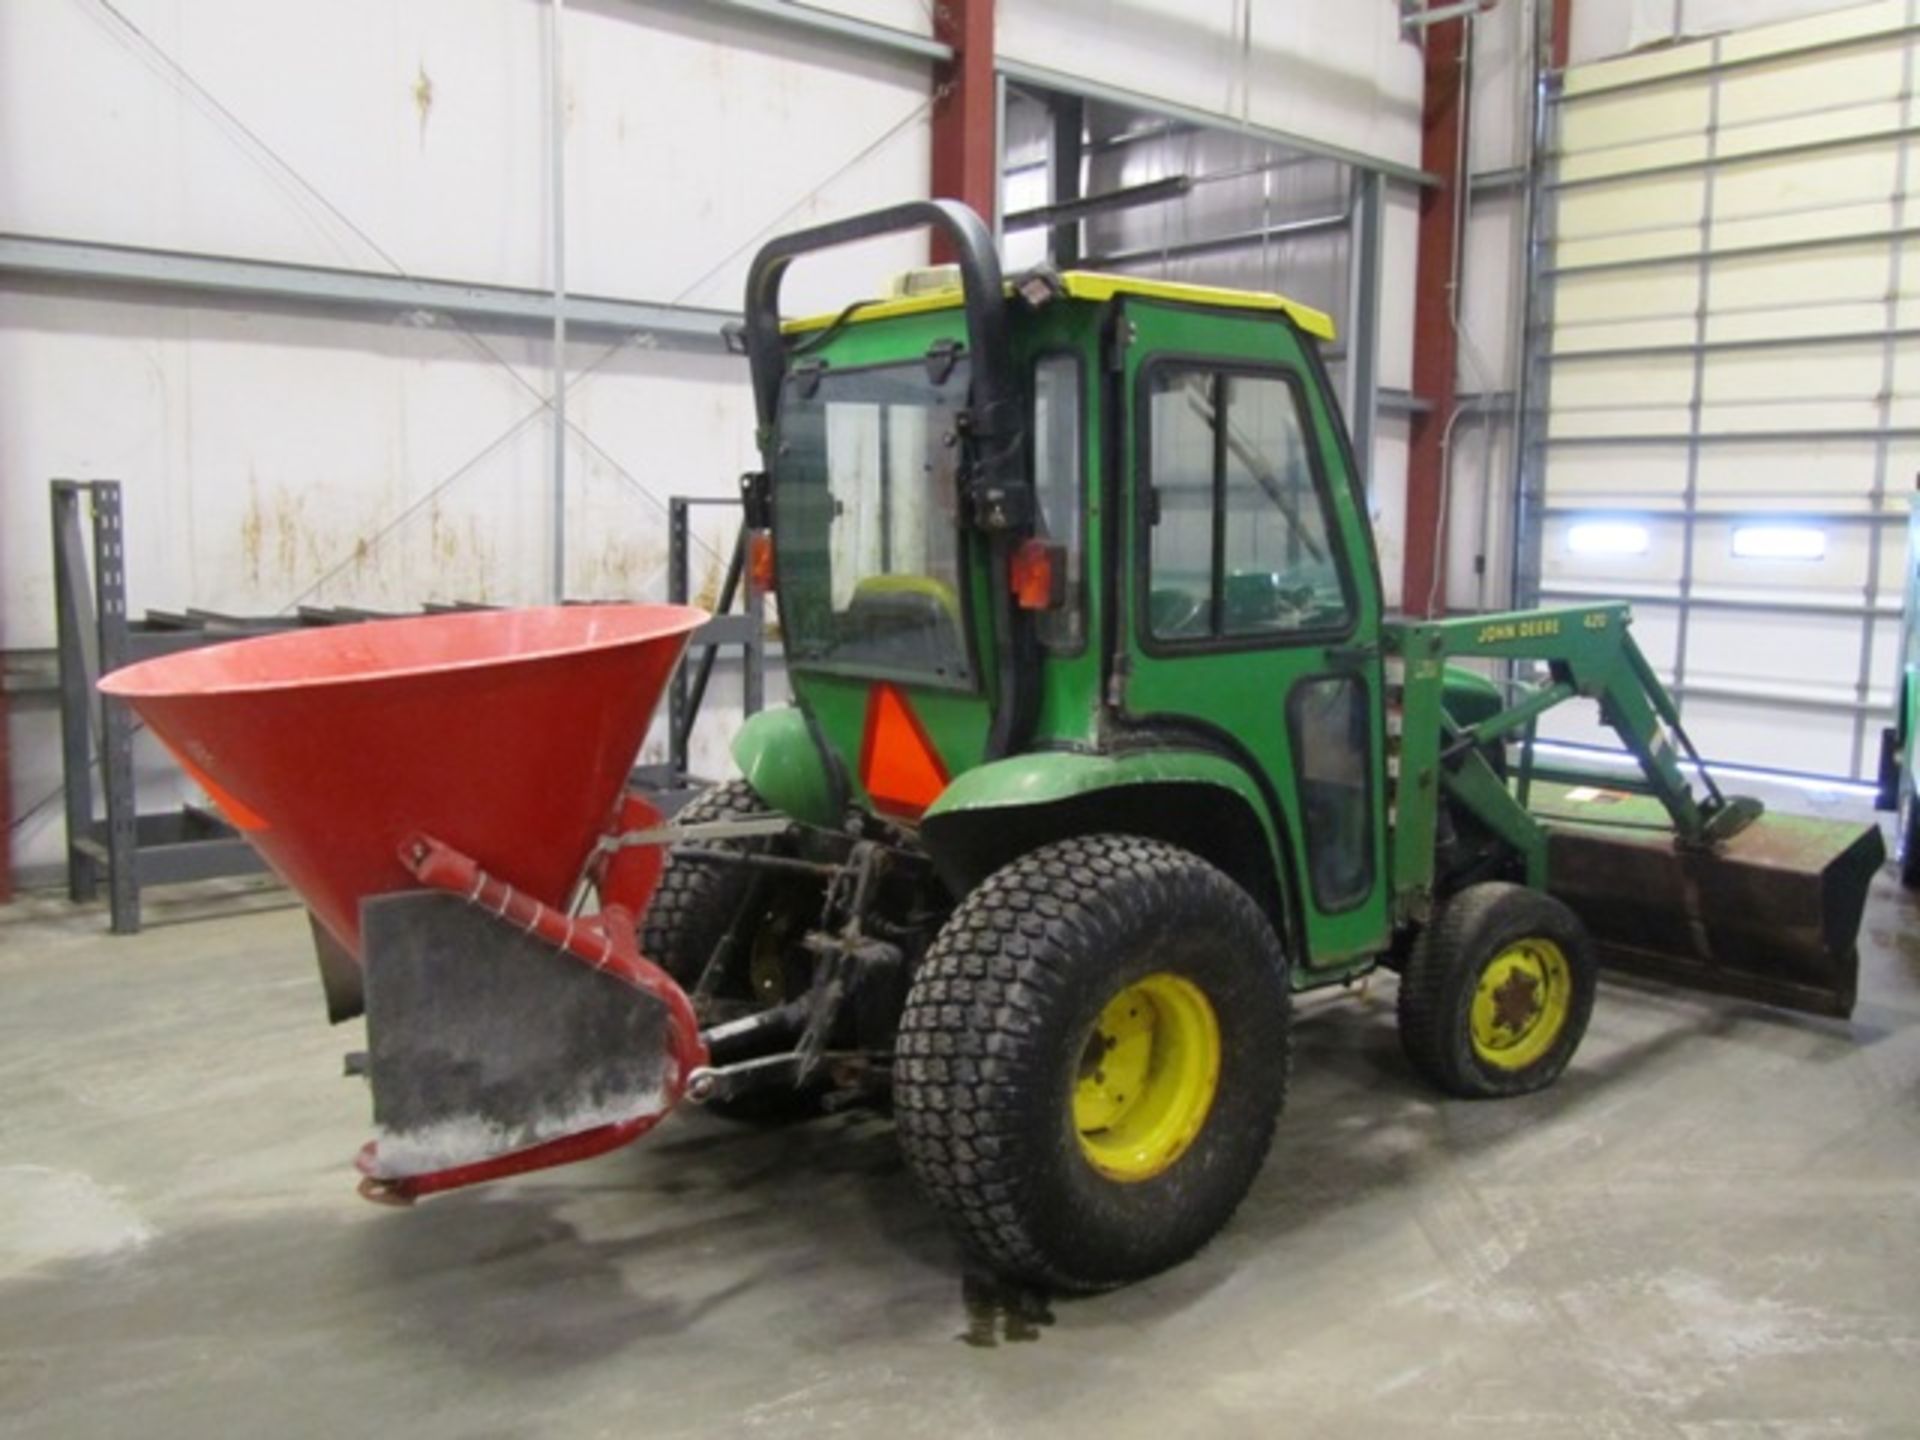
781, 270, 1336, 342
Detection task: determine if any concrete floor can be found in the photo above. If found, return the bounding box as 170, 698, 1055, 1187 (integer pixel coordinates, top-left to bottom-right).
2, 819, 1917, 1438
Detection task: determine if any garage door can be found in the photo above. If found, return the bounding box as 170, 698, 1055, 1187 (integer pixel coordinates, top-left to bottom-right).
1522, 0, 1919, 781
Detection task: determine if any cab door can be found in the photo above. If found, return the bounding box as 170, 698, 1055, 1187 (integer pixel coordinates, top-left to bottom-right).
1114, 298, 1390, 972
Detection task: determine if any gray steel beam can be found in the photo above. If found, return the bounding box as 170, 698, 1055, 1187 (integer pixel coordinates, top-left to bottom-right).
1470, 166, 1527, 194
1003, 175, 1191, 234
1401, 0, 1498, 33
1, 648, 58, 697
1048, 93, 1086, 267
678, 0, 951, 63
1346, 171, 1384, 490
51, 484, 100, 905
1510, 22, 1563, 613
995, 57, 1439, 187
1085, 210, 1350, 270
0, 234, 737, 349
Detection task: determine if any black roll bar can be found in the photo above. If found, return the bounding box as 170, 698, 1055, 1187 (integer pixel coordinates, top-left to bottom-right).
742, 199, 1026, 531
741, 200, 1037, 758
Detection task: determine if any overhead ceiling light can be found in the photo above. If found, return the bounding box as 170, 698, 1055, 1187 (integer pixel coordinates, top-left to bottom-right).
1731, 523, 1827, 561
1566, 519, 1651, 556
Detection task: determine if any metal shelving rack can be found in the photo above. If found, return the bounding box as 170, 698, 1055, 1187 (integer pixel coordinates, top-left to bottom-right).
634, 494, 769, 810
53, 479, 769, 932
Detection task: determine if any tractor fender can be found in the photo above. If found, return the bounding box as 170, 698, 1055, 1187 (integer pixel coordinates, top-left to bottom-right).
919, 749, 1298, 947
730, 705, 844, 829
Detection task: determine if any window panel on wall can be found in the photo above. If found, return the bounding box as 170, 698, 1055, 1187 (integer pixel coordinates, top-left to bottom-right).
1000, 88, 1054, 272
1073, 102, 1353, 324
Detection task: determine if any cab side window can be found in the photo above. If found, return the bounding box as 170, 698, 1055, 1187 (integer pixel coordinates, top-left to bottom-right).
1032, 354, 1085, 650
1144, 365, 1350, 643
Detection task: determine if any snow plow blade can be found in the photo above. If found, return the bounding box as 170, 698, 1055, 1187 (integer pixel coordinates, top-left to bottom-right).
1535, 784, 1885, 1019
356, 891, 682, 1200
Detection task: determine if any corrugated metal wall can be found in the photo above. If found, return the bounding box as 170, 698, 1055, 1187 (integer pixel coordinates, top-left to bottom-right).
1520, 0, 1919, 780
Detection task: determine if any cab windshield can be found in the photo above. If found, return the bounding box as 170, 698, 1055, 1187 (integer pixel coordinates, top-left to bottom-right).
773, 359, 973, 685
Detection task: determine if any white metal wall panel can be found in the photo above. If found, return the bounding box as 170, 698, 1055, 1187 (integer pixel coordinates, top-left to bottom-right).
996, 0, 1425, 175
1529, 1, 1919, 780
0, 0, 924, 875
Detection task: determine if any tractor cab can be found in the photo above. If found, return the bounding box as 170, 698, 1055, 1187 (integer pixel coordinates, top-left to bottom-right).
738, 200, 1394, 977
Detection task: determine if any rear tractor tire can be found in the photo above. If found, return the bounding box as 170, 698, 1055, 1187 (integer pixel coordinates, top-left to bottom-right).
1397, 881, 1598, 1099
894, 835, 1290, 1293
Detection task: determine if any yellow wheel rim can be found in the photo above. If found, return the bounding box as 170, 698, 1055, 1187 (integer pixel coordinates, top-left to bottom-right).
1072, 972, 1221, 1183
1470, 938, 1573, 1071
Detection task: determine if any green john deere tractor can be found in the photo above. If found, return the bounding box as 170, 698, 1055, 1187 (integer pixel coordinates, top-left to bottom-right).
629, 201, 1884, 1292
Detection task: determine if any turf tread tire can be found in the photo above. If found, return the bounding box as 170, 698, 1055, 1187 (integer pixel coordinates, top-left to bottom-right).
894, 834, 1290, 1293
640, 781, 824, 1124
639, 780, 771, 986
1397, 881, 1597, 1100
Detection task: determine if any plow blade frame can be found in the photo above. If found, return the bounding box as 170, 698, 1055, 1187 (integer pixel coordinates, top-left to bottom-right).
359, 891, 684, 1196
1544, 809, 1885, 1019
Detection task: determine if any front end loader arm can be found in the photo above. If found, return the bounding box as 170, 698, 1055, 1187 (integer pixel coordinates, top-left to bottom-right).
1384, 603, 1883, 1018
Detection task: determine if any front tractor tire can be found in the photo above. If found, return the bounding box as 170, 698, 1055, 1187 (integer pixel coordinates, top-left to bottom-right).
1397, 881, 1598, 1099
640, 780, 824, 1123
640, 780, 772, 984
894, 835, 1290, 1293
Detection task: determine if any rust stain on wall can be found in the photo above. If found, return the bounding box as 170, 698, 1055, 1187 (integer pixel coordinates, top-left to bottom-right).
240, 470, 264, 585
568, 522, 679, 603
236, 475, 335, 597
693, 552, 722, 612
412, 63, 434, 146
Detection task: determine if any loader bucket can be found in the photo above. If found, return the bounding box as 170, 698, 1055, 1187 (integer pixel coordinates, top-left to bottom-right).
1534, 783, 1886, 1019
99, 604, 710, 1197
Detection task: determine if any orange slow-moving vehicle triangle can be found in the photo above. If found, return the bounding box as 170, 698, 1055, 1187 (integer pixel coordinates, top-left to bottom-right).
859, 684, 949, 818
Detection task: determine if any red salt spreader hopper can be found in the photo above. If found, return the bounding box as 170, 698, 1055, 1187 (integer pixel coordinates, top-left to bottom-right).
100, 604, 712, 1201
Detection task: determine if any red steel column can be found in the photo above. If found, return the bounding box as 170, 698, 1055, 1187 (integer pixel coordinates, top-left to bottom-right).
1404, 15, 1467, 618
930, 0, 996, 256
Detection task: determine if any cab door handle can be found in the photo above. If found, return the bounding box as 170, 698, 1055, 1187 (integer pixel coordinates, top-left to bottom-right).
1326, 642, 1380, 672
